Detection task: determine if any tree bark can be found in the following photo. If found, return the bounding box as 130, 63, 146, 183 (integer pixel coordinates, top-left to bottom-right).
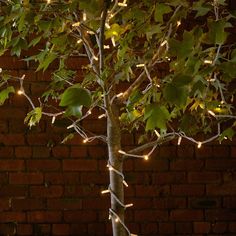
107, 102, 127, 236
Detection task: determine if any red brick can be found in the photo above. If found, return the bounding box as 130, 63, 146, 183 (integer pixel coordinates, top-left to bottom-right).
64, 211, 97, 222
231, 146, 236, 158
135, 210, 168, 221
153, 172, 186, 184
47, 198, 82, 210
63, 160, 97, 171
27, 160, 61, 171
27, 134, 61, 145
172, 184, 205, 196
0, 212, 26, 222
0, 134, 25, 145
17, 224, 33, 235
9, 172, 43, 184
83, 198, 109, 209
212, 146, 230, 158
189, 197, 220, 209
0, 223, 17, 235
207, 183, 236, 195
176, 222, 192, 234
30, 186, 63, 198
170, 159, 204, 170
206, 209, 236, 221
194, 222, 211, 234
88, 223, 106, 235
0, 198, 10, 211
81, 172, 108, 184
70, 223, 87, 235
177, 145, 194, 158
229, 222, 236, 233
65, 185, 100, 197
212, 222, 228, 233
32, 146, 51, 158
126, 173, 150, 184
170, 209, 203, 221
0, 173, 8, 184
154, 197, 186, 209
0, 108, 26, 119
134, 160, 168, 171
140, 223, 158, 234
0, 147, 14, 158
27, 211, 62, 223
0, 120, 8, 133
206, 159, 236, 170
52, 224, 70, 235
159, 145, 176, 158
11, 198, 45, 210
136, 185, 170, 197
15, 146, 32, 158
70, 146, 88, 158
88, 146, 107, 158
195, 146, 213, 158
52, 146, 70, 158
0, 185, 28, 197
223, 197, 236, 208
188, 171, 221, 183
159, 222, 175, 234
0, 56, 27, 69
45, 172, 80, 184
0, 160, 25, 171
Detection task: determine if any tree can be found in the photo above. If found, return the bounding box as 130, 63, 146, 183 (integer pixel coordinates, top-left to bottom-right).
0, 0, 236, 235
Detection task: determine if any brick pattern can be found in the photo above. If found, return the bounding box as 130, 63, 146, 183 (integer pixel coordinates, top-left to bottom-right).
0, 57, 236, 236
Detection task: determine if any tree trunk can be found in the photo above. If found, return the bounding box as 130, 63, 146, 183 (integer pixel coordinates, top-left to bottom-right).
107, 103, 127, 236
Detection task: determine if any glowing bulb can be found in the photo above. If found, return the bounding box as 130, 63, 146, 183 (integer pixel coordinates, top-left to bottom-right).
116, 92, 123, 98
77, 39, 82, 44
51, 116, 56, 124
204, 60, 213, 64
118, 2, 127, 7
143, 155, 149, 160
0, 68, 2, 73
47, 0, 51, 4
161, 40, 167, 47
93, 55, 98, 61
72, 22, 81, 27
104, 45, 110, 49
83, 12, 87, 21
154, 130, 160, 138
111, 37, 116, 47
177, 21, 181, 27
197, 142, 202, 149
17, 90, 24, 95
125, 203, 133, 208
83, 138, 88, 143
118, 150, 126, 155
136, 63, 145, 68
105, 23, 111, 29
115, 218, 119, 222
177, 136, 182, 145
123, 180, 128, 187
208, 110, 216, 117
101, 189, 110, 194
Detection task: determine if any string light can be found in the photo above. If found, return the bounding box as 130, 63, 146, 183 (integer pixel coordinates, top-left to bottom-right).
17, 90, 24, 95
83, 12, 87, 21
177, 136, 182, 145
197, 142, 202, 149
116, 92, 123, 98
154, 130, 161, 138
46, 0, 51, 4
72, 22, 81, 27
208, 110, 216, 117
98, 114, 106, 119
0, 68, 2, 73
51, 116, 56, 124
83, 138, 88, 143
204, 59, 213, 64
104, 45, 110, 49
118, 2, 127, 7
161, 40, 168, 47
105, 23, 111, 29
136, 63, 145, 68
143, 155, 149, 160
177, 20, 181, 27
111, 37, 116, 47
77, 39, 82, 44
93, 55, 99, 61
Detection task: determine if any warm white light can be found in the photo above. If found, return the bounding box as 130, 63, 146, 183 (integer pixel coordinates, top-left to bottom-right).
154, 130, 160, 138
51, 116, 56, 124
111, 37, 116, 47
115, 218, 119, 223
93, 55, 98, 61
125, 203, 133, 208
83, 12, 87, 21
0, 68, 2, 73
197, 142, 202, 149
98, 114, 106, 119
104, 45, 110, 49
17, 90, 24, 95
47, 0, 51, 4
77, 39, 82, 44
118, 2, 127, 7
136, 63, 145, 68
177, 136, 182, 145
161, 40, 168, 46
143, 155, 149, 160
105, 23, 111, 29
101, 189, 110, 194
177, 21, 181, 27
83, 138, 88, 143
72, 22, 81, 27
204, 60, 213, 64
118, 150, 126, 155
208, 110, 216, 117
87, 30, 95, 35
116, 92, 123, 98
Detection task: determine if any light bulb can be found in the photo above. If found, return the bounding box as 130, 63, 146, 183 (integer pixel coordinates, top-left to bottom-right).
197, 142, 202, 149
17, 90, 24, 95
177, 136, 182, 145
143, 155, 149, 160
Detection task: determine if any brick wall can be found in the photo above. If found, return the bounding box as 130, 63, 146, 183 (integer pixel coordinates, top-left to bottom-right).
0, 55, 236, 236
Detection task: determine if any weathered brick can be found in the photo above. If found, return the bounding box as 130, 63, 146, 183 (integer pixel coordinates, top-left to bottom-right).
159, 222, 175, 234
194, 222, 211, 234
0, 160, 25, 171
172, 184, 205, 196
176, 222, 192, 234
70, 146, 88, 158
207, 183, 236, 195
170, 209, 203, 221
170, 159, 204, 170
153, 172, 186, 184
0, 185, 28, 197
27, 160, 61, 171
64, 211, 97, 222
9, 172, 43, 184
17, 224, 33, 235
30, 186, 64, 198
32, 146, 51, 158
206, 159, 236, 170
52, 146, 70, 158
134, 159, 169, 171
0, 134, 25, 145
0, 147, 14, 158
134, 210, 168, 221
15, 146, 32, 158
44, 172, 80, 185
188, 171, 221, 183
27, 211, 62, 223
52, 224, 70, 235
47, 198, 82, 210
0, 212, 26, 222
63, 160, 97, 171
11, 198, 45, 210
206, 209, 236, 221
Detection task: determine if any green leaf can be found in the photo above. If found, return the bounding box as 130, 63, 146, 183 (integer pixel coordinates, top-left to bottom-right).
65, 105, 82, 117
59, 85, 92, 108
219, 128, 235, 142
0, 86, 15, 105
144, 104, 170, 130
207, 20, 228, 44
24, 107, 42, 128
154, 3, 172, 22
28, 35, 42, 47
36, 52, 57, 72
172, 74, 192, 86
163, 83, 188, 106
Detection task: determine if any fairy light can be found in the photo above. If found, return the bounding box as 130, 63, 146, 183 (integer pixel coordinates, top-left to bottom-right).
98, 114, 106, 119
208, 110, 216, 117
0, 68, 2, 73
161, 40, 168, 47
105, 23, 111, 29
154, 130, 161, 138
17, 90, 24, 95
177, 136, 182, 145
111, 37, 116, 47
51, 116, 56, 124
197, 142, 202, 149
204, 59, 213, 64
46, 0, 51, 4
116, 92, 123, 98
83, 12, 87, 21
115, 218, 119, 223
87, 30, 95, 35
104, 45, 110, 49
83, 138, 88, 143
118, 2, 127, 7
93, 55, 99, 61
118, 150, 126, 155
77, 39, 82, 44
136, 63, 145, 68
143, 155, 149, 160
72, 22, 81, 27
177, 20, 181, 27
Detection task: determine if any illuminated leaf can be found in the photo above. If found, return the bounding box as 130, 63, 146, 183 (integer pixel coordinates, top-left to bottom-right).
0, 86, 15, 105
24, 107, 42, 128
